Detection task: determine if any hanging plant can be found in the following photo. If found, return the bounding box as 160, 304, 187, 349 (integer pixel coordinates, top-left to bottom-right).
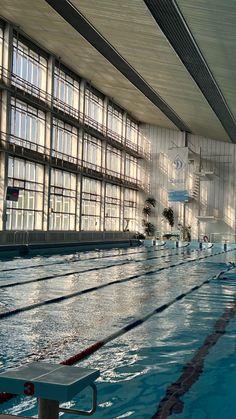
162, 207, 174, 228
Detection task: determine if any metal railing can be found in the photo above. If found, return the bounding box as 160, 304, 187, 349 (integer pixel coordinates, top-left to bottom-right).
0, 65, 150, 160
0, 133, 149, 191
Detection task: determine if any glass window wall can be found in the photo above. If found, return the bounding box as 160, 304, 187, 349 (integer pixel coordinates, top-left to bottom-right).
49, 168, 76, 230
12, 37, 47, 98
124, 188, 137, 231
0, 26, 3, 78
54, 66, 79, 118
107, 103, 123, 142
126, 117, 138, 146
10, 97, 46, 152
105, 183, 121, 231
83, 133, 102, 171
52, 118, 78, 164
125, 155, 137, 182
85, 88, 104, 131
106, 145, 122, 178
6, 157, 44, 230
81, 177, 101, 231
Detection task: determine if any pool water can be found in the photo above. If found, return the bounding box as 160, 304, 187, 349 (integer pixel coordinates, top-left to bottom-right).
0, 242, 236, 418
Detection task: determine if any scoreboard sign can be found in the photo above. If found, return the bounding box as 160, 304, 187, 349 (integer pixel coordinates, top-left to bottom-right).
6, 187, 20, 202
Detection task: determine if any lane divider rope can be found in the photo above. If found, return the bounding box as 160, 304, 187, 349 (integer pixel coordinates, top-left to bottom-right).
61, 261, 235, 366
0, 247, 202, 290
0, 245, 169, 273
0, 248, 234, 405
152, 271, 236, 418
0, 248, 220, 319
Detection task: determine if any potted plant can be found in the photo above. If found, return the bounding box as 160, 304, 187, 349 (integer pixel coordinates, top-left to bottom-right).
162, 207, 176, 240
142, 196, 156, 245
162, 207, 174, 228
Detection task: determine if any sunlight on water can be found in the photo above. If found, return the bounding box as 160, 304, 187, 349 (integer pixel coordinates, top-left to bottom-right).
0, 242, 236, 418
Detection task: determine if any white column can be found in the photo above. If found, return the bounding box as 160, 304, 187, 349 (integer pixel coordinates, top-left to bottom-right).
77, 127, 84, 231
44, 56, 54, 231
101, 182, 106, 231
79, 79, 86, 121
0, 23, 13, 230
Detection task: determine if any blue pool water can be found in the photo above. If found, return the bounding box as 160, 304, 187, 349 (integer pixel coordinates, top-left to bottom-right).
0, 242, 236, 418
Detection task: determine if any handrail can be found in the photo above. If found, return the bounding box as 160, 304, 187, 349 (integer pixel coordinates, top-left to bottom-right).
0, 64, 150, 160
59, 383, 97, 416
0, 133, 149, 191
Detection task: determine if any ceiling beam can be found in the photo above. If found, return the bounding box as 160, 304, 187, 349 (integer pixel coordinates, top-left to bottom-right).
144, 0, 236, 143
45, 0, 190, 132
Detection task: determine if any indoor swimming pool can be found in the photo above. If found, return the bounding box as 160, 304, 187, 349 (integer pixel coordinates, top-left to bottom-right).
0, 242, 236, 418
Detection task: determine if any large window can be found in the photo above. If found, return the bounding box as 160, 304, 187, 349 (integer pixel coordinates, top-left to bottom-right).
125, 155, 137, 182
106, 145, 122, 178
124, 188, 137, 231
81, 177, 101, 231
85, 88, 104, 131
54, 66, 79, 118
10, 98, 45, 152
12, 37, 47, 97
136, 161, 150, 189
107, 103, 123, 142
126, 117, 138, 149
49, 169, 76, 230
52, 119, 78, 164
83, 134, 102, 171
6, 157, 44, 230
105, 183, 121, 231
0, 26, 3, 78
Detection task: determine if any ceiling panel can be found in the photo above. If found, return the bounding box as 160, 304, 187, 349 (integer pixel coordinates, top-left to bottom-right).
0, 0, 234, 142
72, 0, 230, 141
0, 0, 176, 128
177, 0, 236, 121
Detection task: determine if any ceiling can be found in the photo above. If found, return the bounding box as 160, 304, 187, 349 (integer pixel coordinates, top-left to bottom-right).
1, 0, 236, 142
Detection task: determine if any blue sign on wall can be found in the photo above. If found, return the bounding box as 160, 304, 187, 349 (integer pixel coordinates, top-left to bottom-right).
168, 190, 189, 202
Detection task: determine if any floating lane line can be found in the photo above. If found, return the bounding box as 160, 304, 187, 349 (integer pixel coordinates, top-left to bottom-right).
0, 247, 201, 290
0, 253, 234, 405
0, 250, 230, 320
61, 261, 235, 365
0, 245, 170, 273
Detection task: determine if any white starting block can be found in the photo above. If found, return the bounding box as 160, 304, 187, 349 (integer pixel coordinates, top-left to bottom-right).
0, 362, 100, 418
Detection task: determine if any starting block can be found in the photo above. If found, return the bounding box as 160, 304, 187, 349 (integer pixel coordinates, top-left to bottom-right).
0, 362, 100, 418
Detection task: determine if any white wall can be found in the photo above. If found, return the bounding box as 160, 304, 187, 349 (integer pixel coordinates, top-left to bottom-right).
141, 125, 236, 241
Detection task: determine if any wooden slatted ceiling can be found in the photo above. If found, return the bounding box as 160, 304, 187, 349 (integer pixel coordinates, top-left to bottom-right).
72, 0, 230, 142
0, 0, 176, 128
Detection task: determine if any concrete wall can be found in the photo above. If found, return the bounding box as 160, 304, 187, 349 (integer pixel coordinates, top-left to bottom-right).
0, 230, 135, 245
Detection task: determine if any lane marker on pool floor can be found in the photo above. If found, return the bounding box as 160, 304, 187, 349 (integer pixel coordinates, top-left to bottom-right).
151, 295, 236, 418
0, 249, 225, 319
0, 254, 234, 405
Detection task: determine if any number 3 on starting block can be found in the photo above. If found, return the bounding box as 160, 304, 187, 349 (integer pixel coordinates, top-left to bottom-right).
24, 381, 35, 396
